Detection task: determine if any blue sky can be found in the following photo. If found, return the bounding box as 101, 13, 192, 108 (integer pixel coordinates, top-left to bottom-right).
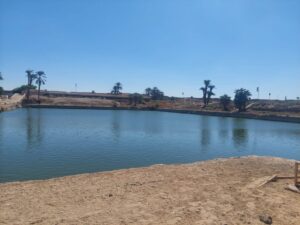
0, 0, 299, 99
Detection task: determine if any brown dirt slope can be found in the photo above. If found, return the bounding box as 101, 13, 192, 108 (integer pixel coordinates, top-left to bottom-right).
0, 94, 24, 111
1, 156, 300, 225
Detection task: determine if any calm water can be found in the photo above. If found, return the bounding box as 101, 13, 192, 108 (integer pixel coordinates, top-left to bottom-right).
0, 108, 300, 182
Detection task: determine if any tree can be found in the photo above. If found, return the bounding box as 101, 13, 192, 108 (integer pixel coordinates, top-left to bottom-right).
145, 88, 152, 96
200, 80, 215, 107
12, 85, 37, 94
234, 88, 251, 112
0, 73, 3, 95
129, 93, 143, 106
220, 94, 231, 111
207, 85, 215, 105
111, 82, 122, 95
150, 87, 164, 100
25, 70, 37, 101
35, 71, 46, 102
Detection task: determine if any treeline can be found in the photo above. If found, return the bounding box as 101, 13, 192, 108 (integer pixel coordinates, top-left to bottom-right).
1, 71, 298, 112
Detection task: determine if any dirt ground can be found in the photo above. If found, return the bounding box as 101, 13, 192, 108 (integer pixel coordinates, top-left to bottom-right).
0, 94, 24, 111
31, 95, 117, 107
1, 156, 300, 225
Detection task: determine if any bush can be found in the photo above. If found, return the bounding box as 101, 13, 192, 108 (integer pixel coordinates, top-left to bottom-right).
12, 85, 36, 94
234, 89, 251, 112
129, 93, 143, 106
0, 86, 3, 95
220, 94, 231, 111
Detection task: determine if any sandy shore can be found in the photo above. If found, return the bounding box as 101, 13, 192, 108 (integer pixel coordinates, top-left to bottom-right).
1, 156, 300, 225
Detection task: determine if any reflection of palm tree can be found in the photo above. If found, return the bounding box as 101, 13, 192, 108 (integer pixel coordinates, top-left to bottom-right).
232, 119, 248, 149
200, 117, 211, 149
26, 108, 33, 147
26, 109, 43, 149
111, 111, 121, 139
218, 117, 229, 142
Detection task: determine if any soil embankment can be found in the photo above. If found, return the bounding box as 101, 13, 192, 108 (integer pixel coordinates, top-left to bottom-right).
1, 156, 299, 225
24, 94, 300, 123
0, 94, 24, 112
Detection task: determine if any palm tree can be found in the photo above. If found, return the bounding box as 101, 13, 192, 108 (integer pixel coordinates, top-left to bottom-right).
25, 70, 36, 101
129, 93, 143, 106
0, 72, 3, 95
35, 71, 46, 102
111, 82, 122, 95
200, 80, 215, 107
145, 88, 152, 96
206, 85, 215, 105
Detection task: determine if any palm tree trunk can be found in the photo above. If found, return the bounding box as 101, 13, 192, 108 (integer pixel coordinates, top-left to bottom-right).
38, 84, 41, 103
26, 78, 30, 101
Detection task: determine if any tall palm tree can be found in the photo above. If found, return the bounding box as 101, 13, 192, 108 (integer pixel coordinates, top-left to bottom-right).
35, 71, 46, 102
206, 85, 215, 105
145, 88, 152, 96
200, 80, 212, 107
25, 70, 36, 101
111, 82, 122, 95
0, 72, 3, 96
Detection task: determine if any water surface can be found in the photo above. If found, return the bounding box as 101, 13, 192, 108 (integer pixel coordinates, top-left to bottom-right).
0, 108, 300, 182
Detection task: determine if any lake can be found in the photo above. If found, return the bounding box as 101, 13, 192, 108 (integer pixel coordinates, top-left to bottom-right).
0, 108, 300, 182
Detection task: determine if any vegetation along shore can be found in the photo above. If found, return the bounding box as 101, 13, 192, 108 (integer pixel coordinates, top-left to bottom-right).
1, 71, 300, 123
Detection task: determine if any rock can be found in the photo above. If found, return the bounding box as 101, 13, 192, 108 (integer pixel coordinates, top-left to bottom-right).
108, 193, 113, 197
259, 215, 272, 224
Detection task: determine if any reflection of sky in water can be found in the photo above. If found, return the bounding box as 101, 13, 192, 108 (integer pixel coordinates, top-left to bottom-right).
0, 108, 300, 182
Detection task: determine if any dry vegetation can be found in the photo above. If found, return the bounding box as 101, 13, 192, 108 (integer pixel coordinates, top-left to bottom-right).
1, 156, 299, 225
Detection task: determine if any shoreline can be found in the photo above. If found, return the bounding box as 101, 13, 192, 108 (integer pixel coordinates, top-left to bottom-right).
0, 155, 296, 185
1, 156, 299, 224
24, 104, 300, 123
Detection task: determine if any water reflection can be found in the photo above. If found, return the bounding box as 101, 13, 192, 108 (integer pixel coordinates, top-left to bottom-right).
200, 117, 211, 150
1, 108, 300, 183
111, 111, 121, 139
25, 109, 43, 149
0, 115, 3, 150
232, 119, 248, 149
143, 112, 163, 135
218, 117, 230, 143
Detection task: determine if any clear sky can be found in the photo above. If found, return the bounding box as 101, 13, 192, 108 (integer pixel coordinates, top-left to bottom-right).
0, 0, 299, 99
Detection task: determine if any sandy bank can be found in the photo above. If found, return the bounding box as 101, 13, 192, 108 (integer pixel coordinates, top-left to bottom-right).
0, 94, 24, 112
25, 104, 300, 123
1, 156, 300, 225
